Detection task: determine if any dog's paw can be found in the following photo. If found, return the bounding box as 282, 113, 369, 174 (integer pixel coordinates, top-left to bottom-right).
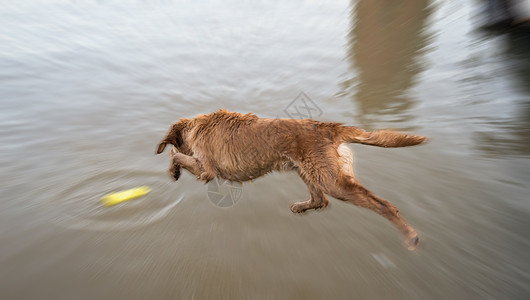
199, 172, 215, 182
290, 202, 307, 214
169, 167, 180, 181
406, 234, 420, 251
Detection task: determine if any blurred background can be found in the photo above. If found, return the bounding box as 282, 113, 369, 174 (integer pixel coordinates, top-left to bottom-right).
1, 0, 529, 299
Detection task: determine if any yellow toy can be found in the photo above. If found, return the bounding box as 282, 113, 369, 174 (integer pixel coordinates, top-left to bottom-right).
101, 186, 151, 206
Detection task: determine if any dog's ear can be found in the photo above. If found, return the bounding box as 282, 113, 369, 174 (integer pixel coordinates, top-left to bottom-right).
155, 122, 185, 154
156, 141, 168, 154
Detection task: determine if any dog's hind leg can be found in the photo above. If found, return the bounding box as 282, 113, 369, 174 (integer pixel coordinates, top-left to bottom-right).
299, 157, 419, 250
326, 175, 419, 250
290, 181, 329, 213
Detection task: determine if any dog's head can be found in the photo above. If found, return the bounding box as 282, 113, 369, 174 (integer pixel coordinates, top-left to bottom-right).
155, 119, 191, 155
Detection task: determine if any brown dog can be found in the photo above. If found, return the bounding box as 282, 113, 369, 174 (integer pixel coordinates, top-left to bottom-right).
156, 109, 426, 250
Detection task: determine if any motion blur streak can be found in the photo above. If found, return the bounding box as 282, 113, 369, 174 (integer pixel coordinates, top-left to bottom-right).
1, 0, 529, 299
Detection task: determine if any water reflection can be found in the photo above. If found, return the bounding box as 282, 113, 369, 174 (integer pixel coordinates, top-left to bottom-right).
340, 0, 432, 127
475, 28, 530, 156
506, 28, 530, 93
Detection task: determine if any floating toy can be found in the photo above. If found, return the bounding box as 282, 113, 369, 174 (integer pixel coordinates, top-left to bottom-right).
101, 186, 151, 206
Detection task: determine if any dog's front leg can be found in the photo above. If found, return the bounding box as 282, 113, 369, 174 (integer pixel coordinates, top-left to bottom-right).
168, 147, 183, 180
169, 147, 214, 182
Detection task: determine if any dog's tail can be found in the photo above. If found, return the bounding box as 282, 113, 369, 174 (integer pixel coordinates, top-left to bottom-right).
340, 126, 427, 148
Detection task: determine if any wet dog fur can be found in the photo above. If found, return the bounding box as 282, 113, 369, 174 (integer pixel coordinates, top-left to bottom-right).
156, 109, 426, 250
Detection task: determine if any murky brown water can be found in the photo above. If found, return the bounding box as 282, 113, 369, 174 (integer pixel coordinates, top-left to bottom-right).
1, 0, 530, 299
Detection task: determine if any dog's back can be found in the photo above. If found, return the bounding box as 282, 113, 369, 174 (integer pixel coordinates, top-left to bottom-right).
165, 110, 426, 180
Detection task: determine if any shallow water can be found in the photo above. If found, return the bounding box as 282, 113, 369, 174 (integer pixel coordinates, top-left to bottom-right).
1, 0, 529, 299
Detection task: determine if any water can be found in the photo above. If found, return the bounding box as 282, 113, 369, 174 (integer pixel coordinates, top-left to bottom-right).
1, 0, 529, 299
